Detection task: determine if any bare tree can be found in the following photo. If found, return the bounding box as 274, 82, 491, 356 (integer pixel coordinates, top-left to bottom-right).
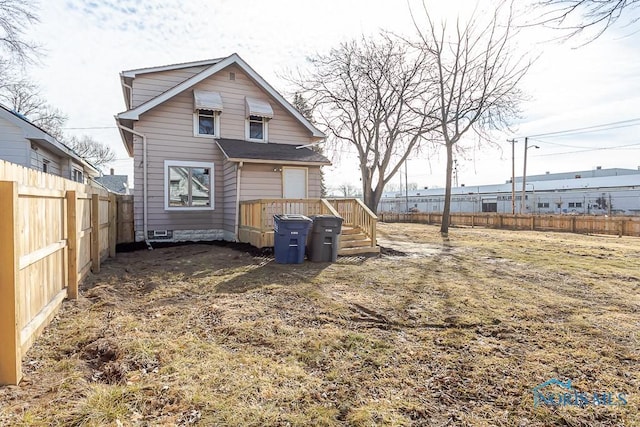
0, 0, 39, 66
336, 183, 362, 198
295, 34, 437, 213
65, 135, 115, 167
0, 79, 67, 139
535, 0, 640, 40
412, 1, 531, 235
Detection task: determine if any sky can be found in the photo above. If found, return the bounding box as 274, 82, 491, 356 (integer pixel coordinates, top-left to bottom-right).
21, 0, 640, 193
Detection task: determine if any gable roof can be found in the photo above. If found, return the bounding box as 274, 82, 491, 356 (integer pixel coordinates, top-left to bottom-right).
0, 103, 100, 176
216, 139, 330, 166
116, 53, 325, 139
94, 174, 130, 194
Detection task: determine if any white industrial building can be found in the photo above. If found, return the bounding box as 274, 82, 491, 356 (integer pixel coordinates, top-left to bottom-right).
379, 167, 640, 216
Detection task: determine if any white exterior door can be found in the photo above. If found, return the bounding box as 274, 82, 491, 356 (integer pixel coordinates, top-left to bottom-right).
283, 167, 307, 199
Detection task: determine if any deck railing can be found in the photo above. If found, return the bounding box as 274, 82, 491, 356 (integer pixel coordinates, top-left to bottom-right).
239, 198, 341, 248
326, 198, 378, 248
237, 198, 376, 248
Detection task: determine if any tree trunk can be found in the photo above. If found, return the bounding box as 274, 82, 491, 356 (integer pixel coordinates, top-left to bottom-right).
440, 142, 454, 235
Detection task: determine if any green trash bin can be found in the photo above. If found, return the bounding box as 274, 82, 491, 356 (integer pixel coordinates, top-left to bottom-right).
308, 215, 343, 262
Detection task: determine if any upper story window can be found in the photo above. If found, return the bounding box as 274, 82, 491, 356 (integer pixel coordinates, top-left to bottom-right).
193, 90, 223, 139
248, 115, 265, 140
195, 109, 219, 137
72, 168, 84, 183
245, 97, 273, 143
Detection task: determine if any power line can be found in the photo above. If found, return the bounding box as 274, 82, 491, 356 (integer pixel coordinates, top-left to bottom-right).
530, 141, 640, 157
521, 117, 640, 139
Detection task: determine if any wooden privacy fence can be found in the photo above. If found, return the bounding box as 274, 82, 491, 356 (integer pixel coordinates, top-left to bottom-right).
379, 212, 640, 237
0, 160, 117, 385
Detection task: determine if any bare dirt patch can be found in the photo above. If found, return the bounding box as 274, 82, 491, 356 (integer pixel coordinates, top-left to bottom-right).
1, 223, 638, 426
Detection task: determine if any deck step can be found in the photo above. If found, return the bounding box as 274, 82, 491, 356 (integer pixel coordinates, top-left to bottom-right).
340, 237, 372, 248
340, 227, 361, 235
338, 245, 381, 256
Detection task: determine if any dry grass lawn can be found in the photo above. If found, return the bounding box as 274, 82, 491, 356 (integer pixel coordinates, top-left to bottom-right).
1, 222, 638, 426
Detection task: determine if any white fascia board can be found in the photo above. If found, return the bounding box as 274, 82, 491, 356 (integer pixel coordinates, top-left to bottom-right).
120, 57, 224, 78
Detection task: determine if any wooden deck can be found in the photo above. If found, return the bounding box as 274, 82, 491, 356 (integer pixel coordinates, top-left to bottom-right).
238, 198, 379, 255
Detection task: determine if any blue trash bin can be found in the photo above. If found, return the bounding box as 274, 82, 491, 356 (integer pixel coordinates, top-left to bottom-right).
273, 214, 312, 264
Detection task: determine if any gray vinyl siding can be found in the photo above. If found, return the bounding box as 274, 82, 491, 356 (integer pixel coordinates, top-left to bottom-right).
0, 119, 29, 166
240, 164, 283, 200
222, 160, 237, 236
239, 164, 322, 200
30, 144, 61, 176
132, 66, 209, 108
134, 93, 225, 235
308, 167, 322, 198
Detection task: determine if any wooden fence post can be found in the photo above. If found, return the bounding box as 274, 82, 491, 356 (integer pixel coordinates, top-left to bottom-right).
0, 181, 21, 385
91, 193, 100, 273
109, 193, 116, 258
66, 191, 78, 299
531, 215, 535, 231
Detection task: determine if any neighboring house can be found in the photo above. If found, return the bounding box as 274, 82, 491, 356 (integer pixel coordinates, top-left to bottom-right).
95, 169, 130, 194
115, 53, 330, 243
0, 103, 100, 183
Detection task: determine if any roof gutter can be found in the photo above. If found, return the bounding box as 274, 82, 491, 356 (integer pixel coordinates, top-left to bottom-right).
116, 123, 149, 246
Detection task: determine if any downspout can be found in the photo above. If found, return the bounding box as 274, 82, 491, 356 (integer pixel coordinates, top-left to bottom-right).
116, 123, 150, 247
234, 161, 243, 241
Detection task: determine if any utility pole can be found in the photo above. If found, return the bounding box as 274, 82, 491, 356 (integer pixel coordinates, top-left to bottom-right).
521, 137, 528, 214
522, 138, 539, 214
404, 159, 409, 213
507, 138, 517, 215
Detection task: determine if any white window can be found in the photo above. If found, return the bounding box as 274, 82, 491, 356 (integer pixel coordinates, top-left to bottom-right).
246, 115, 268, 142
72, 169, 83, 183
245, 97, 273, 143
164, 160, 214, 210
193, 90, 223, 138
42, 159, 50, 173
194, 109, 220, 138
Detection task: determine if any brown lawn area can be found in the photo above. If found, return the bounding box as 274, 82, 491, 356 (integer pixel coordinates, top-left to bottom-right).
1, 222, 639, 426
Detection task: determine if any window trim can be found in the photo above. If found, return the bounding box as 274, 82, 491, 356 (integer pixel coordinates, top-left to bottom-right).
193, 109, 220, 139
72, 168, 84, 183
164, 160, 215, 211
245, 115, 268, 143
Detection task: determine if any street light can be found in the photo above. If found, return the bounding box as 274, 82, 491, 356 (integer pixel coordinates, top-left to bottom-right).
521, 137, 539, 214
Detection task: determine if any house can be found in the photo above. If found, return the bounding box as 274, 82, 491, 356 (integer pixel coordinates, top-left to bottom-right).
115, 53, 337, 243
94, 168, 130, 195
0, 103, 100, 182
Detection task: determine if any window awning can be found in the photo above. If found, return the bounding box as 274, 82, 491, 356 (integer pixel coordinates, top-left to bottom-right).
193, 90, 223, 112
245, 97, 273, 119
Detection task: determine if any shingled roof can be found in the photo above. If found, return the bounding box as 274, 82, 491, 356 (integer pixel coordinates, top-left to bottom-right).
216, 139, 330, 165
